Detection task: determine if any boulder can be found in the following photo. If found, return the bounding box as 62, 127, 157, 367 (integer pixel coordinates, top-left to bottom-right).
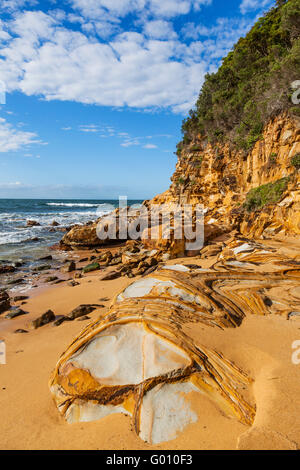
5, 309, 27, 319
82, 262, 100, 274
32, 265, 51, 272
68, 305, 97, 320
27, 220, 41, 227
13, 295, 29, 302
0, 265, 15, 274
61, 261, 76, 273
32, 310, 55, 329
0, 290, 10, 313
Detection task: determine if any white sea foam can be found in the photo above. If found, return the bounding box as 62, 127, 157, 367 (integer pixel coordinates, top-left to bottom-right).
47, 203, 100, 208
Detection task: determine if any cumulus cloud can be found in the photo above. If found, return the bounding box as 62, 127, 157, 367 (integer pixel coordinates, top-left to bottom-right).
70, 0, 212, 19
240, 0, 274, 14
0, 117, 43, 152
0, 3, 260, 114
143, 20, 177, 39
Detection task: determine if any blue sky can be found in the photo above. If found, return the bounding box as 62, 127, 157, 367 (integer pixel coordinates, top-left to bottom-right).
0, 0, 275, 199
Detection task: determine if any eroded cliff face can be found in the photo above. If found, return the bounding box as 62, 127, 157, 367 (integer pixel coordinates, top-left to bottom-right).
150, 113, 300, 240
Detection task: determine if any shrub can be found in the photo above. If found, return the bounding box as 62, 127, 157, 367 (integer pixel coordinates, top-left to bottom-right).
181, 0, 300, 152
291, 153, 300, 168
244, 177, 289, 211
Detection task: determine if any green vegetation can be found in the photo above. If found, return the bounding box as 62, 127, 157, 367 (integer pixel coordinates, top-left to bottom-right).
270, 152, 278, 161
181, 0, 300, 152
176, 177, 186, 186
244, 177, 289, 211
291, 153, 300, 168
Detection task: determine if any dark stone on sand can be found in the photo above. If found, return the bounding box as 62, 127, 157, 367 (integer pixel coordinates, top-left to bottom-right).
99, 271, 121, 281
32, 264, 51, 272
82, 262, 101, 274
45, 276, 58, 283
5, 309, 27, 319
38, 255, 53, 261
14, 329, 28, 334
69, 304, 97, 320
0, 290, 10, 314
31, 310, 55, 329
61, 260, 76, 273
68, 280, 80, 287
7, 278, 25, 285
53, 315, 72, 327
13, 295, 29, 302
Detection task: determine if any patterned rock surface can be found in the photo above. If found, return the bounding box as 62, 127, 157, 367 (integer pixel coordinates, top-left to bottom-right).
50, 236, 300, 444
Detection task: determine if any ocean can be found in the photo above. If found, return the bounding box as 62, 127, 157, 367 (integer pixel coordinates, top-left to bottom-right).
0, 198, 143, 263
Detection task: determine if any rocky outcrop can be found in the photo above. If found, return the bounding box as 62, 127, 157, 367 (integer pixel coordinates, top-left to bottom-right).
150, 113, 300, 242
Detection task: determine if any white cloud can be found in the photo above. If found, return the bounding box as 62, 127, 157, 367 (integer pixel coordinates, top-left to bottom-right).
240, 0, 274, 14
0, 4, 260, 115
70, 0, 212, 19
143, 20, 177, 39
78, 124, 99, 132
0, 117, 43, 152
0, 0, 37, 12
143, 143, 157, 149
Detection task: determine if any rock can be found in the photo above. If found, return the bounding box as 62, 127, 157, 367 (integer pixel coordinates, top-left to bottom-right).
53, 315, 72, 327
32, 265, 51, 272
74, 273, 83, 279
13, 295, 29, 302
68, 280, 80, 287
32, 310, 55, 329
79, 258, 88, 263
0, 265, 15, 274
61, 261, 76, 273
61, 224, 102, 247
27, 220, 40, 227
5, 309, 27, 319
89, 255, 97, 261
51, 221, 60, 226
38, 255, 53, 261
99, 297, 110, 302
77, 315, 90, 321
12, 261, 23, 268
99, 271, 121, 281
45, 276, 59, 283
50, 263, 258, 444
109, 257, 122, 266
14, 329, 28, 334
53, 279, 66, 284
0, 290, 10, 314
7, 278, 25, 285
82, 262, 100, 274
68, 304, 97, 320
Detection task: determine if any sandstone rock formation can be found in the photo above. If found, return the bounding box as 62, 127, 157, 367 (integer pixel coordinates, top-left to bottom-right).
150, 113, 300, 244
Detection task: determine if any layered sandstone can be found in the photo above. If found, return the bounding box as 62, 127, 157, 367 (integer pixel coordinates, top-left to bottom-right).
150, 112, 300, 242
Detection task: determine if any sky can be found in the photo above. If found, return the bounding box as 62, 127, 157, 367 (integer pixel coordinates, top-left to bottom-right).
0, 0, 275, 199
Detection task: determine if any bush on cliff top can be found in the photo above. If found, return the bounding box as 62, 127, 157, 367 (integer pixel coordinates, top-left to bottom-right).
243, 177, 289, 211
181, 0, 300, 152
